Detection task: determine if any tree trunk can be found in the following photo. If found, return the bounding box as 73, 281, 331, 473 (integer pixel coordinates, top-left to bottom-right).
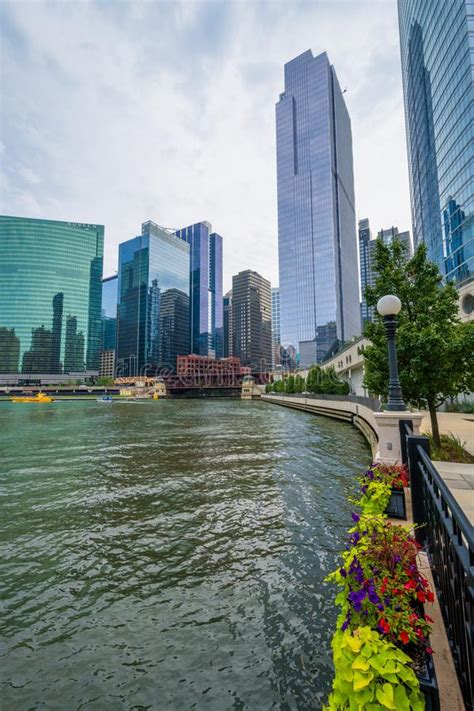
428, 400, 441, 450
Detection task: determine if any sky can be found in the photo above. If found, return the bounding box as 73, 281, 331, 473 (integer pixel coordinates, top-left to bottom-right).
0, 0, 411, 292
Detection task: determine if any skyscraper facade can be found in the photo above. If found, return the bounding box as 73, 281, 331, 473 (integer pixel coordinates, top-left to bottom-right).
223, 290, 233, 357
358, 219, 372, 327
359, 219, 412, 328
174, 222, 223, 358
0, 215, 103, 378
398, 0, 473, 283
100, 274, 118, 378
101, 275, 118, 351
116, 221, 190, 377
271, 287, 281, 367
276, 50, 360, 366
232, 270, 272, 370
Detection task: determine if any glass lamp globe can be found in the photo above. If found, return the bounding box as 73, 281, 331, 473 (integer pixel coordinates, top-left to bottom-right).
377, 294, 402, 317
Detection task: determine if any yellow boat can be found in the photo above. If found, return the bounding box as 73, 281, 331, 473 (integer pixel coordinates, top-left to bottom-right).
11, 392, 54, 403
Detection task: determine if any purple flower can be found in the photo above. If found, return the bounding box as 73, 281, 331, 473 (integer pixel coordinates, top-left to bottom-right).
341, 615, 351, 631
361, 484, 368, 495
350, 532, 361, 545
351, 512, 360, 523
377, 603, 384, 611
348, 589, 367, 612
393, 555, 401, 564
340, 567, 347, 578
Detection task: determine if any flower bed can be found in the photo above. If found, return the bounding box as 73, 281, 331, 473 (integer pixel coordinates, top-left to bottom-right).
325, 463, 437, 710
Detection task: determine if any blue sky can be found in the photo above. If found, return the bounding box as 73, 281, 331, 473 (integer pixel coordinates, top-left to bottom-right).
0, 0, 410, 290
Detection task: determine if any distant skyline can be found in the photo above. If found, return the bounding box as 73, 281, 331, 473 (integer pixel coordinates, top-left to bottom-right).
0, 0, 411, 291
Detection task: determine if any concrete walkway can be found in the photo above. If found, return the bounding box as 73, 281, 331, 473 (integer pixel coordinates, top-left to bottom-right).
420, 411, 474, 454
432, 461, 474, 525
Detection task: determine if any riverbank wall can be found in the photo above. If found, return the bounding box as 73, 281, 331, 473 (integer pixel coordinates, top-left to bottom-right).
261, 393, 379, 456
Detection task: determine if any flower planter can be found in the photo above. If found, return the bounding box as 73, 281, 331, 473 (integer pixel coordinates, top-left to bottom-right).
384, 486, 407, 519
416, 645, 440, 711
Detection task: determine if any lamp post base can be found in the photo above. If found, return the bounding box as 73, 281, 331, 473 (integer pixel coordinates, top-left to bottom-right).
374, 411, 423, 464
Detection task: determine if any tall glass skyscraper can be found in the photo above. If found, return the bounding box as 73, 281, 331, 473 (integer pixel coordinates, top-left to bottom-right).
116, 221, 190, 376
223, 290, 233, 357
101, 275, 118, 351
271, 287, 281, 367
174, 222, 223, 358
276, 50, 360, 366
0, 215, 103, 378
358, 219, 372, 327
398, 0, 473, 283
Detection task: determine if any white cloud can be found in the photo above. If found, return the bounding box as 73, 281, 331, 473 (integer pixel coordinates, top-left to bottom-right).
0, 0, 410, 291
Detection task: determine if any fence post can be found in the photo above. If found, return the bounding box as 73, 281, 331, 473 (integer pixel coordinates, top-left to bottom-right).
399, 418, 413, 465
407, 434, 430, 544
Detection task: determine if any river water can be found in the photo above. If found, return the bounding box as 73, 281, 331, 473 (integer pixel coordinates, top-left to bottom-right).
1, 399, 370, 710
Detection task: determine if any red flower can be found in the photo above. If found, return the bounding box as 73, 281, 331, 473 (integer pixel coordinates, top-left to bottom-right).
425, 614, 434, 623
379, 618, 390, 634
417, 591, 426, 603
399, 631, 409, 645
404, 580, 416, 590
426, 647, 433, 655
427, 591, 435, 602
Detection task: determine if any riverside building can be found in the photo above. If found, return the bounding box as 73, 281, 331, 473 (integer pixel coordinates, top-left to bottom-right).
276, 50, 360, 366
223, 290, 233, 357
116, 221, 190, 377
100, 274, 118, 377
232, 269, 272, 371
174, 222, 223, 358
398, 0, 473, 283
0, 215, 103, 383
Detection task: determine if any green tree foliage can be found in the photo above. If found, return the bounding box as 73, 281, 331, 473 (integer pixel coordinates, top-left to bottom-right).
294, 374, 306, 393
306, 365, 350, 395
363, 239, 474, 447
97, 376, 115, 386
285, 374, 295, 393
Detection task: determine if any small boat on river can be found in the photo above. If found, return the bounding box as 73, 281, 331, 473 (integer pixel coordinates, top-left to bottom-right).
11, 392, 54, 403
97, 395, 113, 403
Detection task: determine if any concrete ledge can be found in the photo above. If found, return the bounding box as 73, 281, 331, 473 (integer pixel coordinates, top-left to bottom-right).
262, 393, 378, 456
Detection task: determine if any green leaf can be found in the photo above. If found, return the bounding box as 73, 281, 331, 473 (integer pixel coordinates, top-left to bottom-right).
375, 682, 397, 709
353, 671, 374, 690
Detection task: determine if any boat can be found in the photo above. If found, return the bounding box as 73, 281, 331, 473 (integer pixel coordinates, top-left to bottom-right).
11, 392, 54, 403
97, 395, 113, 403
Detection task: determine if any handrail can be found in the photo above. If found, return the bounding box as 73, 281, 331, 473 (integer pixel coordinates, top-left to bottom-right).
417, 445, 474, 548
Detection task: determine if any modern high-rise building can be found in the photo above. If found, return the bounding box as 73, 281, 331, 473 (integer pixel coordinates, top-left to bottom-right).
359, 219, 412, 328
100, 274, 118, 377
0, 215, 103, 380
232, 270, 272, 370
376, 226, 412, 257
174, 222, 223, 358
398, 0, 473, 283
271, 287, 281, 368
116, 221, 190, 377
276, 49, 360, 366
223, 290, 233, 358
358, 219, 373, 327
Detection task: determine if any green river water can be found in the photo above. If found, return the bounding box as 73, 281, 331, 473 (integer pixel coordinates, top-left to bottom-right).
0, 399, 370, 710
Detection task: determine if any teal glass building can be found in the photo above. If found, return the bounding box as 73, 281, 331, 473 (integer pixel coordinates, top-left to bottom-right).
0, 215, 104, 376
116, 221, 190, 376
398, 0, 473, 283
101, 275, 118, 351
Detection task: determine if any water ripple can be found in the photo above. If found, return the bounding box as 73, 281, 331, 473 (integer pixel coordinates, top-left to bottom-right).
0, 399, 370, 710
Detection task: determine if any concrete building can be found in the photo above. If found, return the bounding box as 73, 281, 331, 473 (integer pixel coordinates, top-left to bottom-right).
271, 287, 281, 368
223, 290, 233, 357
276, 50, 360, 365
232, 270, 272, 371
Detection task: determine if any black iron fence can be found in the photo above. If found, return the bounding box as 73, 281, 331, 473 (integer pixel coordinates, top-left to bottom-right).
400, 419, 473, 710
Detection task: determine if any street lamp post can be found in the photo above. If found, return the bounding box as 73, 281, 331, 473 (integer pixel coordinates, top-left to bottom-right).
377, 294, 407, 412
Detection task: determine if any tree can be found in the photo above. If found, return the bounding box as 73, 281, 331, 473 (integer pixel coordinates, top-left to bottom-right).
294, 374, 306, 393
285, 375, 295, 393
363, 239, 474, 448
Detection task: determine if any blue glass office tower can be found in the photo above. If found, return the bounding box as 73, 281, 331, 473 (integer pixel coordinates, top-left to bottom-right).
116, 221, 190, 376
358, 219, 372, 327
101, 275, 118, 351
398, 0, 473, 283
175, 222, 223, 358
276, 50, 360, 366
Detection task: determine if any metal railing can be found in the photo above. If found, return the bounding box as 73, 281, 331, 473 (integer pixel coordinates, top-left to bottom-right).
400, 419, 473, 710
